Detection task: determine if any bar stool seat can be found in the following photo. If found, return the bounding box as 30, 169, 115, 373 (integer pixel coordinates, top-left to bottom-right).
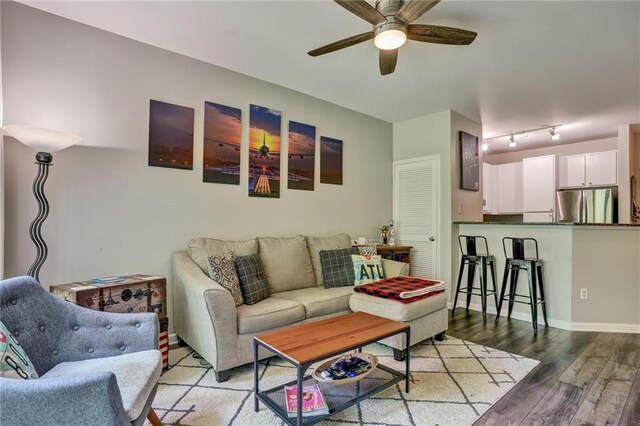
495, 237, 548, 334
452, 235, 498, 321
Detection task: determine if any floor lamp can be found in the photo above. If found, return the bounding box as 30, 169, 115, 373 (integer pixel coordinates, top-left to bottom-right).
3, 125, 81, 282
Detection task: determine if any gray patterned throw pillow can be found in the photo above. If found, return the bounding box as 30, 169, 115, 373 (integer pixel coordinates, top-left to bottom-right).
319, 247, 357, 288
206, 252, 244, 306
235, 253, 270, 305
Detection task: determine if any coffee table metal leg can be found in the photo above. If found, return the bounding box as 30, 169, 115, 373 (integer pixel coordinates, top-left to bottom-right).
253, 339, 259, 412
295, 363, 311, 426
405, 328, 411, 393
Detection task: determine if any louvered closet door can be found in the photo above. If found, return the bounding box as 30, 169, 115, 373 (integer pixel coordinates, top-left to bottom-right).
393, 156, 440, 279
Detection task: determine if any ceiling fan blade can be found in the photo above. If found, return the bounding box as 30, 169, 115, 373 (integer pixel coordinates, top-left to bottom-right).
407, 24, 477, 45
379, 49, 398, 75
308, 32, 374, 57
334, 0, 386, 25
396, 0, 440, 24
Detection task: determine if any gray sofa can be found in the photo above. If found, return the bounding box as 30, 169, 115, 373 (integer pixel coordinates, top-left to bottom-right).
0, 276, 162, 426
173, 234, 448, 382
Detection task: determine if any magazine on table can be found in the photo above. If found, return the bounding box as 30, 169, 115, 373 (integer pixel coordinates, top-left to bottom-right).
284, 384, 329, 417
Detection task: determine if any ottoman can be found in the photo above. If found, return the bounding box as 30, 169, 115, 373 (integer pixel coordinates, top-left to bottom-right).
349, 291, 448, 360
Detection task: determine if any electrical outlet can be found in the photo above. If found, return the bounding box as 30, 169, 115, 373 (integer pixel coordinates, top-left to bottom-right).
580, 288, 588, 300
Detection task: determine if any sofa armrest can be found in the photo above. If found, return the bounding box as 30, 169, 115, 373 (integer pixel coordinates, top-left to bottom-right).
0, 373, 130, 426
172, 251, 239, 371
382, 258, 410, 278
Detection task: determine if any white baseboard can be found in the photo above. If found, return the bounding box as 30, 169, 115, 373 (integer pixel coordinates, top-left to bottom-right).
447, 302, 639, 333
570, 322, 640, 333
169, 333, 178, 346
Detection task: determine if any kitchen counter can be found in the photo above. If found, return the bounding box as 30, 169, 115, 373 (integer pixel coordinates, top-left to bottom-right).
452, 222, 640, 332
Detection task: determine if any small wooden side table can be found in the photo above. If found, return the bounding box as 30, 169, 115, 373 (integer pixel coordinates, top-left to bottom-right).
376, 245, 413, 264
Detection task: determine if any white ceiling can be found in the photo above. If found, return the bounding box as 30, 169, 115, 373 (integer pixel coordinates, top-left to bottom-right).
19, 0, 640, 153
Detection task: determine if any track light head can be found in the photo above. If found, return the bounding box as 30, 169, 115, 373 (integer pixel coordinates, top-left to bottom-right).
481, 141, 489, 151
508, 135, 516, 148
549, 127, 560, 141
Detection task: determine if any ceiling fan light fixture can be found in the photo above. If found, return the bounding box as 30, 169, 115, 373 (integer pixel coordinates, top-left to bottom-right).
374, 20, 407, 50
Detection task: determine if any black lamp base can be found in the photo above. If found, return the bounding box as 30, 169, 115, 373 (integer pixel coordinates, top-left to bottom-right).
27, 152, 53, 282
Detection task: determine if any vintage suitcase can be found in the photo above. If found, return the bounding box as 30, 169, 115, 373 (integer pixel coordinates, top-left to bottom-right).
50, 275, 167, 318
51, 275, 170, 372
159, 317, 169, 372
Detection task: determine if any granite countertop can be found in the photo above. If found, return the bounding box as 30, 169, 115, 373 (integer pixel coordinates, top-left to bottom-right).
454, 221, 640, 227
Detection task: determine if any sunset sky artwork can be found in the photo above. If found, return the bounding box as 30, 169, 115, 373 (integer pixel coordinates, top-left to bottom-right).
148, 99, 194, 170
203, 101, 242, 185
288, 121, 316, 191
248, 104, 282, 198
320, 136, 343, 185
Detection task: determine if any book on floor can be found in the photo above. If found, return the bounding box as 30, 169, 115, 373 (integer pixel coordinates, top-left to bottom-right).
284, 384, 329, 417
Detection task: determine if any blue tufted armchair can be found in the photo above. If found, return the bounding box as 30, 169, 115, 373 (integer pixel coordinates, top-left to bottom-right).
0, 276, 163, 426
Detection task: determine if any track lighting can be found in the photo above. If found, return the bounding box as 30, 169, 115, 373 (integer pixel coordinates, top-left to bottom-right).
484, 123, 564, 149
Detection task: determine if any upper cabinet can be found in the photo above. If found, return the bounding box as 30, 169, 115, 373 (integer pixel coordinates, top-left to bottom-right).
559, 151, 617, 188
585, 151, 617, 187
523, 155, 556, 215
482, 163, 497, 214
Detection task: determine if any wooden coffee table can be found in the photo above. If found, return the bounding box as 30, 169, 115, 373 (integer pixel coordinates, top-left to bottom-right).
253, 311, 410, 426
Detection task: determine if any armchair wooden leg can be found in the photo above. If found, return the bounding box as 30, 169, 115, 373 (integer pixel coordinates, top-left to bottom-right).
147, 408, 163, 426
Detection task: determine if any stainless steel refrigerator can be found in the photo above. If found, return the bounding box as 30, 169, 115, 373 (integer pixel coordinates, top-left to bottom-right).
556, 187, 618, 223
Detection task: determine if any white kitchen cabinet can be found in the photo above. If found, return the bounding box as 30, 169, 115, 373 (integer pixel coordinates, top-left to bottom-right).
523, 155, 556, 217
482, 163, 498, 214
585, 151, 617, 187
558, 155, 586, 188
523, 212, 554, 223
558, 151, 617, 189
496, 162, 523, 214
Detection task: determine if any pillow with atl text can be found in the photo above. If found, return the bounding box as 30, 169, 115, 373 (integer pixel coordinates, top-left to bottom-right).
351, 255, 385, 286
0, 321, 38, 380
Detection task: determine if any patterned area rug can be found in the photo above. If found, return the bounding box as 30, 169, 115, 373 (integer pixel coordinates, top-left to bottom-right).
147, 337, 538, 425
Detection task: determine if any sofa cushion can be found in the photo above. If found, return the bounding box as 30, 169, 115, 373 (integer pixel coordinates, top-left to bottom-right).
236, 297, 305, 334
41, 350, 162, 421
235, 254, 271, 305
258, 236, 316, 293
188, 237, 258, 273
319, 248, 356, 288
272, 287, 354, 319
349, 291, 447, 322
306, 234, 352, 287
206, 252, 243, 306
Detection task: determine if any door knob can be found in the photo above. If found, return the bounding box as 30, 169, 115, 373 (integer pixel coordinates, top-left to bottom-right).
429, 236, 436, 242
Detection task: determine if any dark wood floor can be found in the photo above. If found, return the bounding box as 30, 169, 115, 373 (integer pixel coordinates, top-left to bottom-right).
447, 308, 640, 426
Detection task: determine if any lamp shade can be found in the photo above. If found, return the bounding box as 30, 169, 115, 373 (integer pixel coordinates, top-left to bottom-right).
3, 125, 81, 153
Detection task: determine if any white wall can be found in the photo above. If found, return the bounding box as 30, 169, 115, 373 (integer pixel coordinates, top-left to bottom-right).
393, 110, 452, 287
483, 136, 618, 165
393, 109, 484, 295
2, 3, 393, 322
450, 110, 483, 223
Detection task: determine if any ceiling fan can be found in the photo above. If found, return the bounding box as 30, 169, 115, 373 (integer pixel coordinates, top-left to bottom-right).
308, 0, 477, 75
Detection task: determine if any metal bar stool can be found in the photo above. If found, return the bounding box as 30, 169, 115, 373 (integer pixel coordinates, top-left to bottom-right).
495, 237, 548, 334
452, 235, 498, 320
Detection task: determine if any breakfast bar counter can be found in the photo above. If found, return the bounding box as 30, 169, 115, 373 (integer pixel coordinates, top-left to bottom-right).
452, 222, 640, 332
